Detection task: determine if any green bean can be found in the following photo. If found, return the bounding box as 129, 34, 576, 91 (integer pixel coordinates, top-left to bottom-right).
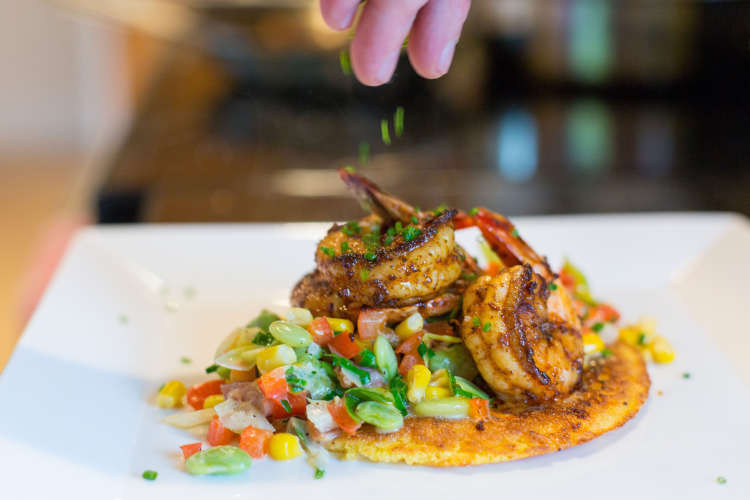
269, 320, 312, 348
355, 401, 403, 431
185, 446, 251, 475
414, 397, 470, 419
374, 335, 398, 381
247, 309, 281, 332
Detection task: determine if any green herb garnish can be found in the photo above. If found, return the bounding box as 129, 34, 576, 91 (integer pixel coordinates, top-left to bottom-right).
592, 322, 604, 333
483, 322, 492, 332
364, 251, 376, 261
411, 215, 419, 224
402, 226, 421, 241
394, 106, 404, 137
330, 354, 371, 385
252, 330, 275, 346
472, 317, 481, 327
205, 364, 219, 374
511, 228, 520, 238
359, 349, 376, 368
637, 333, 647, 346
417, 342, 435, 362
286, 366, 308, 393
339, 48, 352, 75
358, 141, 370, 165
716, 476, 727, 485
381, 119, 391, 146
342, 165, 355, 174
321, 246, 335, 258
389, 375, 409, 416
180, 356, 192, 365
315, 468, 325, 479
433, 203, 448, 215
383, 235, 394, 246
359, 268, 370, 281
280, 399, 292, 413
118, 314, 128, 324
217, 366, 232, 379
469, 207, 479, 216
142, 470, 158, 481
682, 372, 691, 379
461, 272, 477, 281
601, 348, 613, 358
548, 282, 558, 290
340, 241, 350, 253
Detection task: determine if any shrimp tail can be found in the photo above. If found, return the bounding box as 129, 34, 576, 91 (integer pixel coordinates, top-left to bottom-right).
338, 168, 416, 225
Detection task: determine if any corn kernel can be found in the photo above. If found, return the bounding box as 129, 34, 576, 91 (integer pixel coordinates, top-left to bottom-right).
582, 333, 605, 354
202, 394, 225, 409
407, 365, 431, 403
395, 312, 424, 340
425, 386, 452, 400
649, 335, 675, 364
637, 316, 657, 335
269, 433, 303, 460
325, 317, 354, 334
429, 368, 451, 388
256, 344, 297, 374
229, 369, 256, 382
157, 380, 186, 409
618, 326, 641, 347
286, 307, 313, 327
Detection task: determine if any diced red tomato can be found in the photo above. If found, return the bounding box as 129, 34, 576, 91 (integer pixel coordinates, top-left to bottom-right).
328, 331, 363, 359
257, 366, 289, 402
186, 379, 225, 410
327, 397, 361, 435
207, 415, 235, 446
269, 390, 308, 419
453, 211, 476, 229
239, 426, 273, 459
469, 398, 490, 419
396, 332, 424, 355
398, 353, 423, 377
485, 261, 502, 276
357, 310, 387, 341
308, 317, 334, 345
179, 442, 202, 460
586, 303, 620, 325
559, 268, 576, 289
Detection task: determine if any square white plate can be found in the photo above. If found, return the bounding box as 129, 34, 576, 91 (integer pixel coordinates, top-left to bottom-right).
1, 214, 749, 499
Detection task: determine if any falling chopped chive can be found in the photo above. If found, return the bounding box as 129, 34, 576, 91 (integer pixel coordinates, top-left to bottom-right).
205, 364, 219, 374
716, 476, 727, 485
118, 314, 129, 324
601, 348, 613, 358
280, 399, 292, 413
364, 251, 376, 261
358, 141, 370, 165
180, 356, 192, 365
315, 468, 325, 479
394, 106, 405, 137
360, 269, 370, 281
142, 470, 158, 481
381, 119, 391, 145
511, 228, 520, 238
411, 215, 419, 224
682, 372, 691, 379
548, 282, 558, 290
342, 165, 355, 174
433, 203, 448, 215
637, 333, 647, 346
472, 317, 481, 327
340, 241, 350, 253
592, 322, 604, 333
339, 48, 352, 75
461, 272, 477, 281
321, 246, 335, 258
403, 226, 421, 241
469, 207, 479, 216
483, 322, 492, 332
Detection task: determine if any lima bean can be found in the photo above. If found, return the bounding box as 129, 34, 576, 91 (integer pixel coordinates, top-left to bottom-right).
184, 446, 251, 475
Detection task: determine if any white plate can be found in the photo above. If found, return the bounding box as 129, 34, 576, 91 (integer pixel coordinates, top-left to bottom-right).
1, 214, 749, 499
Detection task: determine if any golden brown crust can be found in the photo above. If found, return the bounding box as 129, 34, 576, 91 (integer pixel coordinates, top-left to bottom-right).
324, 341, 649, 466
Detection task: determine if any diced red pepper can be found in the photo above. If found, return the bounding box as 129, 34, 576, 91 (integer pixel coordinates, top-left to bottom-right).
453, 211, 476, 229
257, 366, 289, 402
469, 398, 490, 419
179, 442, 202, 460
485, 261, 502, 276
586, 303, 620, 325
307, 317, 334, 345
357, 310, 387, 341
396, 332, 424, 355
207, 415, 235, 446
327, 397, 361, 435
398, 353, 423, 377
186, 379, 225, 410
239, 426, 273, 459
328, 331, 363, 359
269, 390, 308, 419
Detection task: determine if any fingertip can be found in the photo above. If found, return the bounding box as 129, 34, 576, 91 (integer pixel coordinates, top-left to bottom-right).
320, 0, 359, 30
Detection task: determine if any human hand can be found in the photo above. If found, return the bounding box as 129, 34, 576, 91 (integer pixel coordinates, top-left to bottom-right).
320, 0, 471, 86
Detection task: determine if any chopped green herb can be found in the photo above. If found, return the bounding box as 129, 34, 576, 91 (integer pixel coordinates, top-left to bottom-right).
395, 221, 404, 234
340, 241, 350, 253
716, 476, 727, 485
180, 356, 192, 365
469, 207, 479, 216
342, 220, 362, 236
360, 268, 370, 281
359, 349, 376, 368
280, 399, 292, 413
142, 470, 158, 481
637, 333, 647, 346
184, 286, 196, 299
473, 317, 481, 327
342, 165, 355, 174
433, 203, 448, 215
320, 246, 335, 258
330, 354, 371, 385
383, 235, 394, 246
339, 48, 352, 75
389, 376, 409, 416
461, 272, 477, 281
601, 348, 613, 358
417, 342, 435, 362
315, 468, 325, 479
402, 226, 421, 241
248, 309, 281, 331
285, 366, 308, 393
394, 106, 405, 137
118, 314, 128, 324
548, 282, 558, 290
411, 215, 419, 224
386, 226, 396, 237
358, 141, 370, 165
364, 251, 376, 261
381, 119, 391, 146
592, 322, 605, 333
682, 372, 691, 379
511, 228, 520, 238
483, 322, 492, 332
205, 364, 219, 374
252, 330, 275, 346
158, 383, 165, 392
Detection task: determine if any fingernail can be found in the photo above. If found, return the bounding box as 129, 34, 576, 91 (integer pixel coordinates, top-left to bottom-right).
338, 8, 357, 29
376, 49, 401, 84
438, 41, 457, 74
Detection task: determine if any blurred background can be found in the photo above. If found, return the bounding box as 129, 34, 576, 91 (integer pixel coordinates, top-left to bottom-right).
0, 0, 749, 368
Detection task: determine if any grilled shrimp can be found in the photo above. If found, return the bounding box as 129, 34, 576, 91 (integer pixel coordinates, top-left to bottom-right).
460, 208, 583, 401
292, 169, 465, 315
